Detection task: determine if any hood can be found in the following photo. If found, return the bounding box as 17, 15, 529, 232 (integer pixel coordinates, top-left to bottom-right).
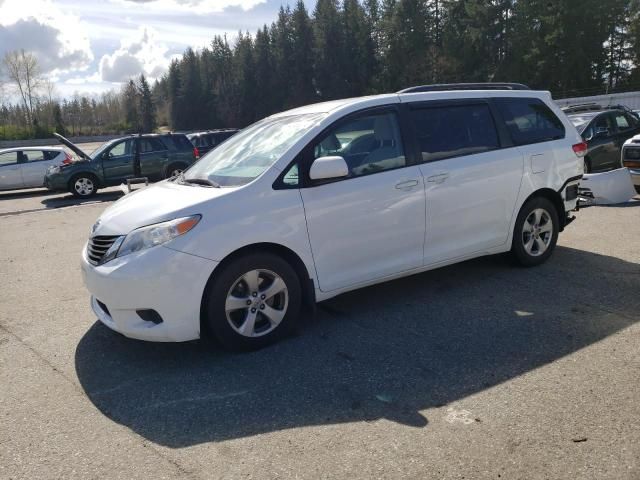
54, 132, 91, 161
92, 181, 236, 236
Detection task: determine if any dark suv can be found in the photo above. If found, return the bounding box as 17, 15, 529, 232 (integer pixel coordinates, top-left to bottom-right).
565, 105, 640, 173
187, 129, 238, 157
45, 133, 197, 197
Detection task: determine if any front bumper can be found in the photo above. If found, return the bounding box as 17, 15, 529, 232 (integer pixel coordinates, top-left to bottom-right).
81, 244, 218, 342
44, 173, 68, 191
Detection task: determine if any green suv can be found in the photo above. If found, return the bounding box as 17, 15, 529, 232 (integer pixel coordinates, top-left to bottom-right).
45, 133, 197, 198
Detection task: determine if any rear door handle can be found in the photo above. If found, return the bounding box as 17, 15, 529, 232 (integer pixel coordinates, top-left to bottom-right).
427, 173, 449, 184
395, 179, 419, 190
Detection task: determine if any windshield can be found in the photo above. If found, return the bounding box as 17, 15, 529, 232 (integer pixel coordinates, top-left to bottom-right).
184, 113, 326, 187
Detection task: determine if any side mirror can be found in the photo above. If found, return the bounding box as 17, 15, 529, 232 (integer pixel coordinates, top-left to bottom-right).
309, 156, 349, 181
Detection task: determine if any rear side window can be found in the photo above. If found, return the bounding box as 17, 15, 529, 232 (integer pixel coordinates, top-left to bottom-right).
163, 135, 192, 150
410, 103, 500, 162
23, 151, 45, 162
494, 98, 565, 145
44, 150, 60, 160
139, 138, 166, 153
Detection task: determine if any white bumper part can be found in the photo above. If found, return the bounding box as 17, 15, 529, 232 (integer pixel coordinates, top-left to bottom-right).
81, 244, 217, 342
580, 168, 638, 205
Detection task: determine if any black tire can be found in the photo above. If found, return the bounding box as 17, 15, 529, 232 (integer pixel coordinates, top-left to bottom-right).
69, 173, 99, 198
583, 157, 592, 174
165, 163, 187, 179
204, 252, 302, 351
511, 196, 559, 267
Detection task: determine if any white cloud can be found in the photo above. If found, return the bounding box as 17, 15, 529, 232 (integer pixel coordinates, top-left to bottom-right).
98, 27, 171, 83
0, 0, 93, 75
114, 0, 267, 14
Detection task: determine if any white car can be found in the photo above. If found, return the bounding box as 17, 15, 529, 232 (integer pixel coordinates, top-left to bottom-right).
621, 133, 640, 193
0, 147, 71, 190
81, 83, 585, 350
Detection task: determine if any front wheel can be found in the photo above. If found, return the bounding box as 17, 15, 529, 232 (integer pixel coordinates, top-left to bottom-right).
204, 253, 302, 351
511, 197, 559, 267
69, 174, 98, 198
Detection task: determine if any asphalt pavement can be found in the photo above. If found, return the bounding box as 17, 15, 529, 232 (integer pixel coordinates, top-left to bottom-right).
0, 188, 639, 479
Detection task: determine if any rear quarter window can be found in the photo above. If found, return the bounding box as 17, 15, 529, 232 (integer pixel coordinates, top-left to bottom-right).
163, 135, 193, 150
494, 98, 565, 146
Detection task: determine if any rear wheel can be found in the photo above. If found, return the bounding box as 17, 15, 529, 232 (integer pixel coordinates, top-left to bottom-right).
511, 197, 559, 267
69, 174, 98, 198
204, 253, 301, 351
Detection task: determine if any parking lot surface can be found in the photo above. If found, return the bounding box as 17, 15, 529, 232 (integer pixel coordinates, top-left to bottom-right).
1, 189, 639, 479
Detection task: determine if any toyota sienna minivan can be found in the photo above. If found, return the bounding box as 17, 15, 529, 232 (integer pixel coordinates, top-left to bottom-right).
81, 83, 585, 350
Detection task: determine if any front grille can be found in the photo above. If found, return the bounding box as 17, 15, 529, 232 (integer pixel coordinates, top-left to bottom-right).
87, 235, 120, 265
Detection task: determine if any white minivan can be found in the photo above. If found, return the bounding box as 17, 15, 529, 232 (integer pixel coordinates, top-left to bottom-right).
81, 84, 586, 350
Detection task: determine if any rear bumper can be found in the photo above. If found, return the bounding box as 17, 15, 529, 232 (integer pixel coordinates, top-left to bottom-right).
629, 168, 640, 187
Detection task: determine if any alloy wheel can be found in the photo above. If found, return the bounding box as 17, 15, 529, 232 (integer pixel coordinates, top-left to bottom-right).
225, 269, 289, 338
522, 208, 553, 256
74, 177, 94, 196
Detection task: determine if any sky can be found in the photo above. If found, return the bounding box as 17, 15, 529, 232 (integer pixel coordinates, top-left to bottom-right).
0, 0, 315, 99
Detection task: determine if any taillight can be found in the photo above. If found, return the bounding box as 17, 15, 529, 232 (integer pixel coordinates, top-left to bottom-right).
572, 142, 588, 157
62, 152, 73, 165
193, 147, 200, 159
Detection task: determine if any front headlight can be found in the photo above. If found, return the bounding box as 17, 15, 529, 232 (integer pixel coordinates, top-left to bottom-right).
116, 215, 201, 258
48, 166, 62, 174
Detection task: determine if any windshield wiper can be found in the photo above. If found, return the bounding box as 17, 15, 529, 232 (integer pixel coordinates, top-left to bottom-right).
180, 175, 221, 188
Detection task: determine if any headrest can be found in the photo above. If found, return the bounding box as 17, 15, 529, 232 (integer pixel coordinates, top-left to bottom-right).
374, 116, 394, 141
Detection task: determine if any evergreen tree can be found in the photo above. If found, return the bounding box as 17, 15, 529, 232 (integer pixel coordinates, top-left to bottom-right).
232, 31, 257, 126
123, 79, 140, 132
342, 0, 376, 96
138, 74, 156, 133
253, 25, 276, 118
272, 7, 295, 108
313, 0, 346, 99
52, 103, 65, 135
179, 48, 203, 129
290, 1, 317, 105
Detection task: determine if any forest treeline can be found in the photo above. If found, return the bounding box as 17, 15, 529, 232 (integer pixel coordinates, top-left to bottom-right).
154, 0, 640, 130
1, 0, 640, 139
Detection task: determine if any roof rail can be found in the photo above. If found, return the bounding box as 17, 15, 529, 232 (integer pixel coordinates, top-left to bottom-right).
397, 83, 530, 94
560, 103, 602, 113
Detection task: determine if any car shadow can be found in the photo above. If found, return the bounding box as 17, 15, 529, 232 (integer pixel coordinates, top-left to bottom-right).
74, 246, 640, 448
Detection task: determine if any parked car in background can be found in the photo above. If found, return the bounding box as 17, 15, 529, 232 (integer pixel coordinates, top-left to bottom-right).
45, 133, 197, 198
621, 133, 640, 193
0, 147, 72, 191
565, 107, 640, 173
188, 129, 239, 157
81, 83, 584, 350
